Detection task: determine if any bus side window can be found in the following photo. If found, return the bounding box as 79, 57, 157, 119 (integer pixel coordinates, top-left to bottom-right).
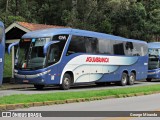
112, 41, 125, 55
67, 36, 86, 56
133, 43, 147, 56
125, 42, 134, 56
98, 39, 111, 54
85, 37, 98, 54
47, 44, 60, 65
85, 38, 92, 53
91, 38, 98, 54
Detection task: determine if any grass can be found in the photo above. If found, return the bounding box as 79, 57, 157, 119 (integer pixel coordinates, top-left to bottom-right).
0, 84, 160, 105
3, 53, 12, 78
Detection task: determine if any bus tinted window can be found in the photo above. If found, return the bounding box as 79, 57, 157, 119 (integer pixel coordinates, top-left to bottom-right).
133, 43, 148, 56
111, 40, 125, 55
98, 39, 111, 54
124, 42, 147, 56
124, 42, 134, 56
85, 37, 98, 54
67, 35, 147, 56
47, 34, 68, 65
67, 36, 86, 55
0, 26, 3, 43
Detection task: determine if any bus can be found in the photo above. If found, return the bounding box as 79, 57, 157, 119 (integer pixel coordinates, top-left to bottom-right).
147, 42, 160, 82
0, 21, 5, 85
8, 28, 148, 90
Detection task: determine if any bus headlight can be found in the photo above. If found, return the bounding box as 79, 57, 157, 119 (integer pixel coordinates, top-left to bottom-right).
148, 72, 156, 75
37, 70, 51, 76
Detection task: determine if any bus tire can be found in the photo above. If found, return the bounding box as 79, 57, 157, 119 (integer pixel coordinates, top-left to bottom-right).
146, 78, 152, 82
119, 72, 128, 86
34, 85, 44, 90
128, 72, 135, 85
60, 73, 71, 90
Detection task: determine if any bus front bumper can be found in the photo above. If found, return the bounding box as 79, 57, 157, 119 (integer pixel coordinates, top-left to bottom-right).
14, 70, 52, 85
147, 69, 160, 79
14, 73, 47, 85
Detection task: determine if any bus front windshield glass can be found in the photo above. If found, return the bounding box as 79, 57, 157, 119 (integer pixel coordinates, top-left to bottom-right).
148, 48, 160, 70
16, 38, 51, 70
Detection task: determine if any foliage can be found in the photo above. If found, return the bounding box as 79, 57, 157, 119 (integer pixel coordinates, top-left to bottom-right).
3, 53, 12, 78
0, 84, 160, 105
0, 0, 159, 41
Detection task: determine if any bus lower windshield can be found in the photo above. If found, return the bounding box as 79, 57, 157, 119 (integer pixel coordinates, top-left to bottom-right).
15, 38, 51, 70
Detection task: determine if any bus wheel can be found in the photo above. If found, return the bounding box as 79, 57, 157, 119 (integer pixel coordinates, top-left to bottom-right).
34, 85, 44, 90
61, 73, 71, 90
128, 72, 135, 85
146, 78, 152, 82
119, 72, 128, 86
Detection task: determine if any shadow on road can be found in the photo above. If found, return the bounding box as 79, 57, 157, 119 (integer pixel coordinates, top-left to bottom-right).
2, 79, 160, 92
6, 82, 144, 92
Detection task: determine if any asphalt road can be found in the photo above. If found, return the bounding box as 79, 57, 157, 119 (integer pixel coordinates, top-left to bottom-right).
0, 80, 160, 97
3, 93, 160, 120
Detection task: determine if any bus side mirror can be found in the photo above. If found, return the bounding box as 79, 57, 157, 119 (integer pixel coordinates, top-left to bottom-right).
8, 42, 19, 54
43, 41, 59, 55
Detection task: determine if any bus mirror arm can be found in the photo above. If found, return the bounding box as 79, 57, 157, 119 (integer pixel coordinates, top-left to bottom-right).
43, 41, 59, 55
8, 42, 19, 54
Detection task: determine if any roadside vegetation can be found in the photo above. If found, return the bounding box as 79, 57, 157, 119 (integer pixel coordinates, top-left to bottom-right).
3, 53, 12, 78
0, 0, 159, 42
0, 84, 160, 105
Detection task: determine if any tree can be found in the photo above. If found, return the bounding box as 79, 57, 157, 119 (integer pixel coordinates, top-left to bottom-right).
0, 0, 159, 42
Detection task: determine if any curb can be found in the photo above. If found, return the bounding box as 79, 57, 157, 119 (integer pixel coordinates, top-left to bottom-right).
0, 91, 160, 111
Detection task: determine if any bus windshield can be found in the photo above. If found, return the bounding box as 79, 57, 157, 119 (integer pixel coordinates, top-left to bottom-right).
15, 34, 68, 70
148, 48, 160, 70
16, 38, 51, 70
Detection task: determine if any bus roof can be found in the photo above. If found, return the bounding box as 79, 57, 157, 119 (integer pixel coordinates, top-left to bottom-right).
22, 28, 146, 44
148, 42, 160, 49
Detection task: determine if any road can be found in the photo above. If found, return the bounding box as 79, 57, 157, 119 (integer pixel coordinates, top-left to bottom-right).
2, 93, 159, 120
0, 80, 160, 97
